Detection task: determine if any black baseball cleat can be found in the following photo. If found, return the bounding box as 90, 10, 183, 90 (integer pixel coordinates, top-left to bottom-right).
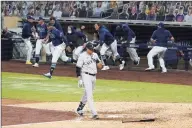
76, 110, 83, 116
92, 115, 99, 120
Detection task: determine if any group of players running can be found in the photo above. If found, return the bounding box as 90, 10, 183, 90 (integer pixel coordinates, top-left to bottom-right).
22, 15, 175, 78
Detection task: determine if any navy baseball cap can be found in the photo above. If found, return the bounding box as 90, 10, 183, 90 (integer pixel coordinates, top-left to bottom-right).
27, 15, 35, 20
38, 16, 44, 21
86, 43, 94, 51
158, 22, 164, 28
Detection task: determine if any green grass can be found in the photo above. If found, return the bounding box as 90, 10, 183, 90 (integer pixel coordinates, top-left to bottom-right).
2, 72, 192, 102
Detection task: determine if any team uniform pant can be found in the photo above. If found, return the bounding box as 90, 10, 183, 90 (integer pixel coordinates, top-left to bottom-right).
35, 39, 52, 57
81, 73, 97, 116
100, 40, 121, 65
73, 46, 84, 61
126, 37, 140, 62
147, 46, 167, 69
48, 42, 70, 62
23, 38, 33, 62
51, 43, 66, 63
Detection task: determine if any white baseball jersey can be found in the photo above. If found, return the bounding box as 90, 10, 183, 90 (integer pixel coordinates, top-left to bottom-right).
76, 52, 100, 74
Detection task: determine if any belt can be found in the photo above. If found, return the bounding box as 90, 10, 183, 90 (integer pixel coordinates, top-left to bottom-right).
84, 72, 96, 76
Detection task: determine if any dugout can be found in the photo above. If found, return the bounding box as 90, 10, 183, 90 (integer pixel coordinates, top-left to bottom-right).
16, 18, 192, 69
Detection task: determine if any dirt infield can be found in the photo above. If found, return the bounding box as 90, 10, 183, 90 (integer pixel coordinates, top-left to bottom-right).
2, 60, 192, 128
2, 61, 192, 85
2, 102, 192, 128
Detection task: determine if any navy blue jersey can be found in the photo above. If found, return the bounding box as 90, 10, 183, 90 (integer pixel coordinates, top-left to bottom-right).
151, 28, 173, 47
49, 28, 64, 46
22, 22, 33, 39
121, 24, 136, 42
67, 26, 86, 47
98, 26, 114, 45
54, 20, 64, 34
37, 23, 47, 39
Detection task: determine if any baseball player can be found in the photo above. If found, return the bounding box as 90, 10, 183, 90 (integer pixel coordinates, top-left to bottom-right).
32, 17, 50, 67
145, 22, 174, 73
43, 23, 68, 78
22, 15, 35, 64
94, 23, 125, 70
67, 25, 87, 62
43, 17, 71, 63
115, 24, 140, 65
76, 43, 103, 120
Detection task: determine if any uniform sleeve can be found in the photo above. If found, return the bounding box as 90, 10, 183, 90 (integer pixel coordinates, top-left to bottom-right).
99, 31, 105, 42
127, 28, 133, 42
92, 53, 101, 63
96, 53, 101, 62
167, 30, 173, 38
151, 31, 157, 40
76, 31, 86, 41
52, 29, 63, 38
76, 54, 84, 68
56, 21, 64, 34
23, 24, 32, 37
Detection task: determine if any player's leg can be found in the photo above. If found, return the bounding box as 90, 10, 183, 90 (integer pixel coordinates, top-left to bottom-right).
43, 44, 64, 78
33, 39, 42, 67
110, 40, 125, 70
100, 43, 110, 70
146, 46, 162, 70
76, 91, 87, 116
23, 38, 33, 64
60, 49, 72, 63
82, 73, 97, 117
126, 37, 140, 65
158, 47, 168, 73
43, 42, 52, 55
126, 48, 140, 65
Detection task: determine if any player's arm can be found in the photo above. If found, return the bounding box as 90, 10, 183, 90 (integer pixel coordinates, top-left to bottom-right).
99, 31, 105, 46
150, 31, 157, 43
76, 31, 87, 42
76, 55, 84, 77
168, 31, 174, 42
95, 54, 103, 69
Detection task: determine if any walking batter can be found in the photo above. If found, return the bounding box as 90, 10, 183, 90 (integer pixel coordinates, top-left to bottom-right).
115, 24, 140, 65
43, 23, 68, 78
22, 15, 35, 64
146, 22, 174, 73
94, 23, 125, 70
76, 43, 103, 119
32, 17, 50, 67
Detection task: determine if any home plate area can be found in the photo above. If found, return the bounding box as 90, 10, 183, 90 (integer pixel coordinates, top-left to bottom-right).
2, 101, 192, 128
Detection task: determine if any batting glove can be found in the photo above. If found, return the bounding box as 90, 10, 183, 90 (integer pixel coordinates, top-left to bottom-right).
78, 76, 84, 88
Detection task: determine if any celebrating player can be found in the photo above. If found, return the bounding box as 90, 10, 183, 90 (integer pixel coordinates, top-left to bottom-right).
76, 43, 103, 119
94, 23, 125, 70
145, 22, 174, 73
32, 17, 50, 67
43, 23, 68, 78
22, 15, 35, 64
66, 25, 87, 62
115, 24, 140, 65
